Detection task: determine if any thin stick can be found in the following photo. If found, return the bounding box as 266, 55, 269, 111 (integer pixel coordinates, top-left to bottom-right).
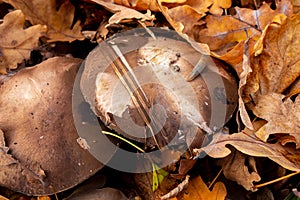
253, 171, 300, 189
208, 168, 223, 189
102, 131, 145, 153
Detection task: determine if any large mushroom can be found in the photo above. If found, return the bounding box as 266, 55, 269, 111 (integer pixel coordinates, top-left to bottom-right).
0, 57, 104, 195
81, 28, 238, 155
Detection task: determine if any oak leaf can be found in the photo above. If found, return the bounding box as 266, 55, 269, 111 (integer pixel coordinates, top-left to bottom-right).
209, 0, 232, 16
4, 0, 84, 42
195, 120, 300, 172
182, 176, 227, 200
196, 1, 292, 56
0, 10, 46, 73
91, 0, 155, 25
252, 93, 300, 148
247, 13, 300, 96
166, 5, 206, 36
219, 150, 261, 191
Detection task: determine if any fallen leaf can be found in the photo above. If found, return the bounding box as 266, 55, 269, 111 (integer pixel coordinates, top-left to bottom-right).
0, 195, 8, 200
155, 0, 210, 55
167, 5, 206, 36
91, 0, 155, 25
112, 0, 161, 11
4, 0, 84, 42
0, 10, 46, 73
195, 120, 300, 172
182, 176, 227, 200
292, 0, 300, 13
209, 0, 232, 16
196, 1, 292, 54
219, 150, 261, 191
252, 93, 300, 148
237, 39, 254, 130
37, 196, 51, 200
246, 13, 300, 96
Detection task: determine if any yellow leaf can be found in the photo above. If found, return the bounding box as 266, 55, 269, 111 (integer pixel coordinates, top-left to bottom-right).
182, 176, 227, 200
4, 0, 84, 42
0, 10, 46, 73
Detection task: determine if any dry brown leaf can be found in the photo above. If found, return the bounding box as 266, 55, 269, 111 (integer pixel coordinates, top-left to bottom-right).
0, 10, 46, 73
292, 0, 300, 13
111, 0, 207, 12
182, 176, 227, 200
219, 150, 261, 191
112, 0, 161, 11
235, 40, 254, 130
252, 93, 300, 148
37, 196, 51, 200
167, 5, 206, 36
196, 1, 292, 56
0, 195, 8, 200
4, 0, 84, 42
247, 13, 300, 96
209, 0, 232, 16
91, 0, 154, 25
155, 0, 210, 55
195, 120, 300, 172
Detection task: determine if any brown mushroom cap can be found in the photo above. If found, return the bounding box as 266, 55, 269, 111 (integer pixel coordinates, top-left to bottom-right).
0, 57, 104, 195
81, 28, 238, 149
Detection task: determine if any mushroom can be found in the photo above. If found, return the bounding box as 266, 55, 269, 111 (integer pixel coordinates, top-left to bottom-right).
0, 57, 104, 195
81, 28, 238, 151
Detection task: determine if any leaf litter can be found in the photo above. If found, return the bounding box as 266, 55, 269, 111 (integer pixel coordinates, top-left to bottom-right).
0, 0, 299, 199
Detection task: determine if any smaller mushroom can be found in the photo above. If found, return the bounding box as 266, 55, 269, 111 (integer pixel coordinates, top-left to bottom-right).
0, 57, 104, 195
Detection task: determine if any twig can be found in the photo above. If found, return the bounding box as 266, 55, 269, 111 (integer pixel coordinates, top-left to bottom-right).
253, 171, 300, 189
208, 168, 223, 190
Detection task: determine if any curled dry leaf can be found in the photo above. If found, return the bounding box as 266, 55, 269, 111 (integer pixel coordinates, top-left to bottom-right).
4, 0, 84, 42
91, 0, 155, 25
195, 0, 292, 67
252, 93, 300, 148
0, 10, 46, 73
112, 0, 161, 11
246, 13, 300, 97
209, 0, 232, 16
219, 150, 261, 191
195, 120, 300, 172
0, 57, 104, 195
181, 176, 226, 200
291, 0, 300, 13
165, 5, 206, 37
155, 0, 210, 55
